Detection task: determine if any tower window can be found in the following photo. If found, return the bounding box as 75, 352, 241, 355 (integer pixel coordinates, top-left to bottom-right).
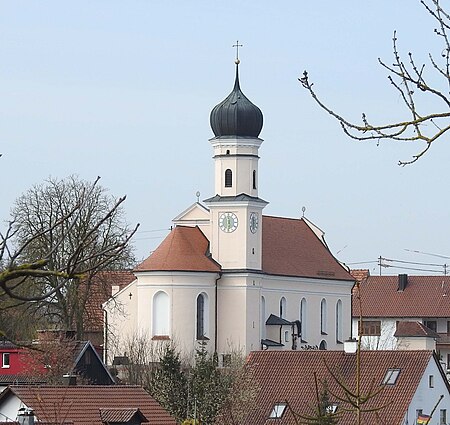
225, 169, 232, 187
226, 149, 230, 155
253, 170, 257, 189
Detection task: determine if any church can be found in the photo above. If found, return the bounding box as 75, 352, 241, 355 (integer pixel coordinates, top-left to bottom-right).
104, 59, 355, 362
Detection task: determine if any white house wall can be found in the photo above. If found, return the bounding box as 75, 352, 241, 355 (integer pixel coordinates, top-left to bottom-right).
352, 317, 450, 366
0, 394, 23, 422
104, 279, 139, 364
403, 358, 450, 424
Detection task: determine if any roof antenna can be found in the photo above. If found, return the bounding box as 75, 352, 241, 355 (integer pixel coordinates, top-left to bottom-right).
196, 191, 200, 203
301, 206, 306, 217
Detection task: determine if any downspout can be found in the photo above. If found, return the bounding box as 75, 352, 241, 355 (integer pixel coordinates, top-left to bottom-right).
214, 272, 222, 354
102, 306, 108, 365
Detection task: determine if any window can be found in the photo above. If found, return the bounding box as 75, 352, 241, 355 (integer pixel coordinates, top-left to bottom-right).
359, 320, 381, 336
429, 375, 434, 388
269, 403, 287, 419
300, 298, 307, 340
261, 296, 266, 339
382, 368, 401, 385
326, 405, 338, 414
280, 297, 286, 319
152, 291, 169, 337
319, 340, 327, 350
336, 300, 343, 343
196, 293, 209, 340
440, 409, 447, 425
222, 353, 232, 368
424, 320, 437, 332
320, 299, 327, 334
225, 169, 232, 187
252, 170, 257, 189
2, 353, 10, 368
284, 330, 290, 343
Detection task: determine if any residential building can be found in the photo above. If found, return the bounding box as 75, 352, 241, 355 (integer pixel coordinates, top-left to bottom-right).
244, 349, 450, 424
0, 339, 114, 390
0, 385, 175, 424
352, 273, 450, 368
104, 60, 355, 361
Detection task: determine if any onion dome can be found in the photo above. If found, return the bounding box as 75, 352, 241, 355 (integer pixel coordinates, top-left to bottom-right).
210, 62, 263, 138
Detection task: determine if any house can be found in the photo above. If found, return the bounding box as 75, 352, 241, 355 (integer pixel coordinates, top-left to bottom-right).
352, 273, 450, 368
81, 270, 136, 350
0, 385, 175, 424
104, 59, 355, 362
244, 349, 450, 424
0, 339, 114, 390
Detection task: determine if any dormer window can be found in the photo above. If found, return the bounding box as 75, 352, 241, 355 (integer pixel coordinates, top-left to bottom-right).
225, 169, 232, 187
269, 402, 287, 419
382, 368, 401, 385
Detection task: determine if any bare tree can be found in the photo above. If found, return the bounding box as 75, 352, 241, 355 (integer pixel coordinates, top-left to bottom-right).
0, 175, 138, 338
300, 0, 450, 165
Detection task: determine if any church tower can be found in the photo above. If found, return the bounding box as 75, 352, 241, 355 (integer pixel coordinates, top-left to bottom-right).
205, 59, 268, 270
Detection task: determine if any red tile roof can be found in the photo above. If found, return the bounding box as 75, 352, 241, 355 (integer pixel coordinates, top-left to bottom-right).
83, 271, 136, 332
245, 350, 441, 425
135, 217, 353, 281
99, 408, 147, 423
394, 321, 440, 338
262, 216, 353, 280
136, 226, 220, 273
353, 275, 450, 317
3, 385, 175, 425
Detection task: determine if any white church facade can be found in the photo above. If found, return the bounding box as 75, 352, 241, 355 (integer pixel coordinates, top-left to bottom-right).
104, 61, 355, 361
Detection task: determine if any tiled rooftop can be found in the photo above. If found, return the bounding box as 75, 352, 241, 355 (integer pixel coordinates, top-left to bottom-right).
245, 350, 441, 425
353, 275, 450, 317
136, 216, 353, 281
2, 385, 175, 425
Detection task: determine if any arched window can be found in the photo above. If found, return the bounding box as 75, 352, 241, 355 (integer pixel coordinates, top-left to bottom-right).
261, 296, 266, 339
252, 170, 257, 189
320, 298, 327, 334
196, 293, 209, 340
319, 340, 327, 350
336, 300, 343, 343
153, 291, 169, 336
280, 297, 287, 319
225, 169, 232, 187
300, 298, 307, 340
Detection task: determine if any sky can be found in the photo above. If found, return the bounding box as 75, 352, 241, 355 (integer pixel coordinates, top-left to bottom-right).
1, 1, 449, 276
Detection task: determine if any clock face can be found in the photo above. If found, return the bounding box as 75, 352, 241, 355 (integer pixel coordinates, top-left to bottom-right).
249, 212, 259, 233
219, 212, 238, 233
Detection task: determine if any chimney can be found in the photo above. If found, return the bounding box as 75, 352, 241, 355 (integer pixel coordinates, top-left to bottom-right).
62, 374, 77, 386
17, 408, 34, 425
398, 274, 408, 291
344, 338, 357, 354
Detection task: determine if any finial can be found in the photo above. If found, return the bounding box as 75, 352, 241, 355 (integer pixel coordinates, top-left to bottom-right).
196, 191, 200, 202
302, 206, 306, 217
232, 40, 243, 64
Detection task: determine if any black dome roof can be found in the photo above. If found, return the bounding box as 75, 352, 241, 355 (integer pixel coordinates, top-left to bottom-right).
210, 64, 263, 138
